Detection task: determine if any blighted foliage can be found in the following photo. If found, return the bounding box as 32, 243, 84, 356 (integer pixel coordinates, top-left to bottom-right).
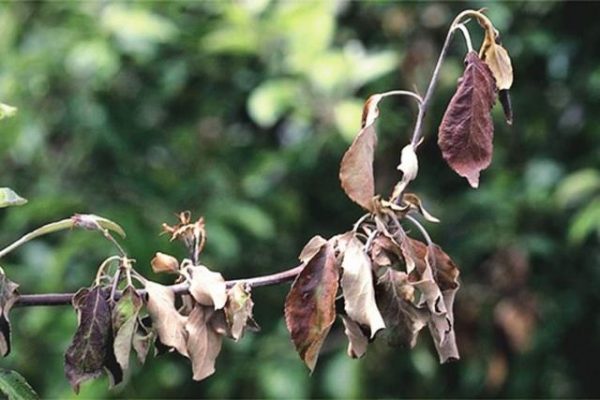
0, 8, 515, 396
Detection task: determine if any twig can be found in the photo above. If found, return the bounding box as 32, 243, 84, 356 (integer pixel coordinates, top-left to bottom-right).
14, 263, 305, 307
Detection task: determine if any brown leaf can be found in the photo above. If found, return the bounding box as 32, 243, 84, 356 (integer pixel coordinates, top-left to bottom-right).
438, 51, 497, 188
298, 235, 327, 264
339, 124, 377, 211
394, 144, 419, 196
284, 242, 339, 372
144, 281, 188, 357
340, 236, 385, 338
224, 283, 255, 341
185, 304, 223, 381
0, 268, 19, 357
112, 286, 143, 372
151, 252, 179, 274
187, 265, 227, 310
341, 315, 368, 359
480, 29, 513, 91
64, 287, 123, 393
132, 318, 154, 365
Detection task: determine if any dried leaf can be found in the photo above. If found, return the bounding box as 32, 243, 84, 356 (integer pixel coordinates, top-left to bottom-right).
480, 29, 513, 91
112, 287, 143, 372
144, 281, 188, 357
64, 287, 122, 393
341, 315, 368, 359
375, 268, 427, 348
187, 265, 227, 310
151, 252, 179, 274
298, 235, 327, 264
393, 144, 419, 197
0, 269, 19, 357
224, 283, 255, 341
499, 89, 513, 125
285, 242, 339, 372
132, 320, 154, 365
340, 237, 385, 338
0, 188, 27, 208
438, 51, 497, 188
185, 305, 223, 381
402, 193, 440, 223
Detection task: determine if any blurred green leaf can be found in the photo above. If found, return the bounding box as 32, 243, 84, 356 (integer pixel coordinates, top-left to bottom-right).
0, 369, 38, 400
0, 188, 27, 208
0, 104, 17, 120
568, 196, 600, 244
248, 79, 300, 128
556, 168, 600, 207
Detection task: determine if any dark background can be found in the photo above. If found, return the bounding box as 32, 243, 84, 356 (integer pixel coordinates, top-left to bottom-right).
1, 2, 598, 398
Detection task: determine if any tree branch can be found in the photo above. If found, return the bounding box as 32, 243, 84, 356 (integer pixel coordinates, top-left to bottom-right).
14, 264, 304, 307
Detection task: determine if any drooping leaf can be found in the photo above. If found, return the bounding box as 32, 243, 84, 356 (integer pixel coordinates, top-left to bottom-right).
144, 281, 188, 357
393, 144, 419, 197
187, 265, 227, 310
340, 315, 368, 359
285, 242, 339, 372
0, 269, 19, 357
298, 235, 327, 264
0, 189, 27, 209
498, 89, 513, 125
340, 236, 385, 338
64, 287, 122, 393
0, 103, 17, 120
0, 369, 38, 400
224, 283, 255, 341
375, 268, 428, 348
71, 214, 127, 238
185, 305, 223, 381
112, 286, 143, 372
479, 28, 513, 91
339, 95, 384, 212
150, 252, 179, 274
401, 193, 440, 223
438, 51, 497, 188
132, 316, 154, 365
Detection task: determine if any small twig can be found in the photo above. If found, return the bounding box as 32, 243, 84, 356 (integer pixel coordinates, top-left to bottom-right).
14, 263, 305, 307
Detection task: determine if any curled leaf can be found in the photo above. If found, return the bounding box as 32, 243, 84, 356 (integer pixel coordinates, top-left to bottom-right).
402, 193, 440, 223
393, 144, 419, 198
0, 188, 27, 209
185, 305, 223, 381
479, 25, 513, 91
64, 287, 122, 393
298, 235, 327, 264
0, 269, 19, 357
340, 237, 385, 338
0, 369, 39, 400
187, 265, 227, 310
341, 315, 368, 359
438, 51, 497, 188
151, 252, 179, 274
144, 281, 188, 357
224, 283, 255, 341
285, 242, 339, 372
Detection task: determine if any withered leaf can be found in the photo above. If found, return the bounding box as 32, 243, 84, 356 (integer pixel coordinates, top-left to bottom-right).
144, 281, 188, 357
393, 144, 419, 197
224, 283, 255, 341
132, 318, 154, 365
375, 268, 427, 348
341, 315, 368, 359
298, 235, 327, 264
187, 265, 227, 310
284, 242, 339, 372
185, 305, 223, 381
151, 252, 179, 274
64, 287, 122, 393
0, 269, 19, 357
480, 29, 513, 91
112, 286, 143, 372
438, 51, 497, 188
340, 237, 385, 338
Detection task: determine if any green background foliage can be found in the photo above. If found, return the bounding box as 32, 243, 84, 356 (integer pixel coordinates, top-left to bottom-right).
0, 1, 598, 398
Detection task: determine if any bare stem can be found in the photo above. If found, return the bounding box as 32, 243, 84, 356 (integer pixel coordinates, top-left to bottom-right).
14, 263, 304, 307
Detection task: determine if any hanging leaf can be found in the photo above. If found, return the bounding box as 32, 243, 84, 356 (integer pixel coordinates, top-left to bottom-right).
0, 269, 19, 357
185, 305, 223, 381
144, 281, 188, 357
392, 144, 419, 198
0, 369, 38, 400
340, 315, 368, 359
64, 287, 122, 393
112, 287, 143, 372
0, 189, 27, 209
285, 242, 339, 372
151, 252, 179, 274
479, 29, 513, 91
339, 95, 384, 212
499, 89, 513, 125
340, 236, 385, 338
375, 268, 428, 348
132, 317, 154, 365
187, 265, 227, 310
401, 193, 440, 223
224, 283, 255, 341
438, 51, 497, 188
